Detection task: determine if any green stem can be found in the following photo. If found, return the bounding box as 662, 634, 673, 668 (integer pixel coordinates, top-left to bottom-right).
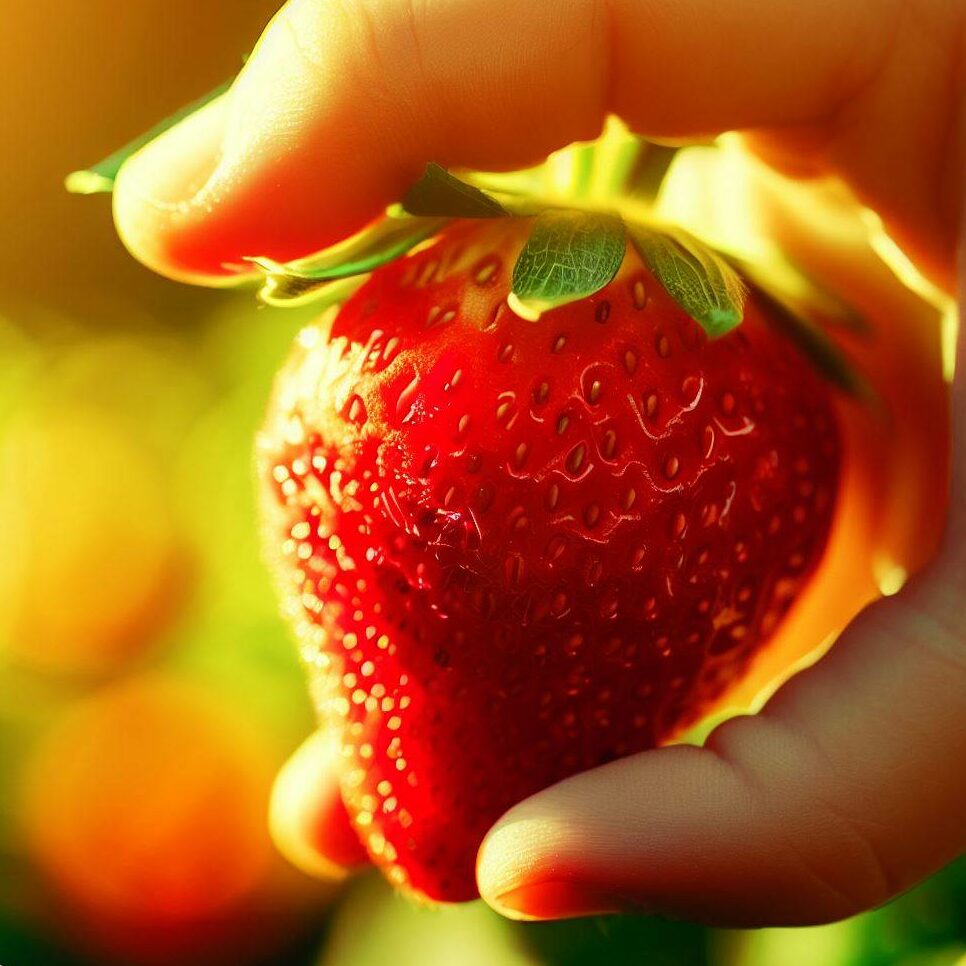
591, 131, 680, 207
624, 142, 679, 207
569, 143, 597, 202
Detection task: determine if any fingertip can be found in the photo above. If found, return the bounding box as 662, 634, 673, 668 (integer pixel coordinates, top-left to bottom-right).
112, 94, 251, 284
475, 812, 535, 916
269, 731, 369, 881
477, 804, 622, 922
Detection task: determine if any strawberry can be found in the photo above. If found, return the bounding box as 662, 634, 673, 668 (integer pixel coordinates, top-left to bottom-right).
258, 198, 843, 902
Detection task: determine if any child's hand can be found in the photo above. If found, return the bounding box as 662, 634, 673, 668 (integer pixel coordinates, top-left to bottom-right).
114, 0, 966, 926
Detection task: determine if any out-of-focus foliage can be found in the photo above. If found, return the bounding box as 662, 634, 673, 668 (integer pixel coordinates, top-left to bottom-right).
0, 295, 333, 966
317, 873, 535, 966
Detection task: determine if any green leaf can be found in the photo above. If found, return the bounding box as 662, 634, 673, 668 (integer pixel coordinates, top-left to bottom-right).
65, 78, 233, 194
509, 210, 626, 320
257, 274, 367, 310
629, 225, 745, 338
251, 214, 448, 307
249, 215, 447, 282
402, 163, 509, 218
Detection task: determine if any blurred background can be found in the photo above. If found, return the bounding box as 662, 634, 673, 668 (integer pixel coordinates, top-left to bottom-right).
0, 1, 962, 964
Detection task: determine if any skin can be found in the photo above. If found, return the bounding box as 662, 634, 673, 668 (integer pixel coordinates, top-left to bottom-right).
113, 0, 966, 927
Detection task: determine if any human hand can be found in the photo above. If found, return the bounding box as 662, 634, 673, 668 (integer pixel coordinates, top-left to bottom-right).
113, 0, 966, 926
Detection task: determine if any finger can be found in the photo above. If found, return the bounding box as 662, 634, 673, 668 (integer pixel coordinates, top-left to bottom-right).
478, 230, 966, 926
113, 0, 609, 280
269, 730, 369, 879
112, 94, 236, 285
476, 578, 966, 927
113, 0, 963, 284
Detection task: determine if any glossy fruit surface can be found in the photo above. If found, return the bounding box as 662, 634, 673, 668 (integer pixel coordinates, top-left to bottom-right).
259, 218, 841, 901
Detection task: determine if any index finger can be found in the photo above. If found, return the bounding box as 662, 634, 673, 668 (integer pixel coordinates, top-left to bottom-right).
113, 0, 962, 284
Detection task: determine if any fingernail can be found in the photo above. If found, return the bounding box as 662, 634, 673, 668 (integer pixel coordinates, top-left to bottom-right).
111, 96, 232, 282
487, 880, 633, 921
116, 108, 224, 210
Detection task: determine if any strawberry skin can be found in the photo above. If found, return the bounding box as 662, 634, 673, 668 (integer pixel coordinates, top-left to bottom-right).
258, 218, 841, 902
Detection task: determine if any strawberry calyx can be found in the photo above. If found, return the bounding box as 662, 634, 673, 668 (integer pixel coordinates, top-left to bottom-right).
66, 73, 868, 394
249, 119, 874, 401
255, 133, 751, 340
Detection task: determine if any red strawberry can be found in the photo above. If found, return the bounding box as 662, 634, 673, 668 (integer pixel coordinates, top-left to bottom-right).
258, 214, 841, 902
